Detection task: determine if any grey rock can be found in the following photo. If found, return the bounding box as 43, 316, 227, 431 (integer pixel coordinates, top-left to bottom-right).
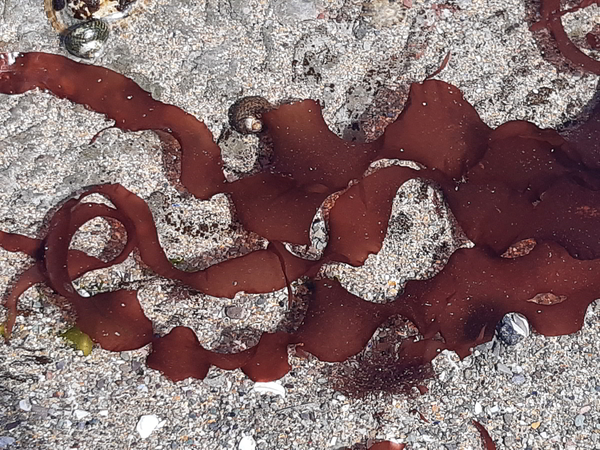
272, 0, 317, 24
511, 374, 526, 385
4, 0, 46, 36
225, 305, 245, 319
31, 405, 50, 418
575, 414, 585, 427
292, 32, 339, 84
496, 313, 530, 346
496, 363, 512, 375
352, 17, 370, 40
3, 421, 20, 431
18, 399, 31, 412
204, 374, 227, 389
0, 437, 16, 449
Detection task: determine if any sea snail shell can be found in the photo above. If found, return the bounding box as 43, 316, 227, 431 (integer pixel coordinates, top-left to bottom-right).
228, 96, 274, 134
63, 19, 110, 59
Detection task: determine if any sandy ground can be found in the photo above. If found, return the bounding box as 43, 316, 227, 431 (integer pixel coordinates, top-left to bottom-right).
1, 0, 600, 449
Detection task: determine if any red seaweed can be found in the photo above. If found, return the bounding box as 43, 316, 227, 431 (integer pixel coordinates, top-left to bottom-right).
1, 51, 599, 449
472, 420, 497, 450
530, 0, 600, 74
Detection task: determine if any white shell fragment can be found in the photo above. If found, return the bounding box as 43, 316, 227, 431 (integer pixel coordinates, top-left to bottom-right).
253, 381, 286, 398
73, 409, 90, 420
238, 435, 256, 450
136, 414, 160, 439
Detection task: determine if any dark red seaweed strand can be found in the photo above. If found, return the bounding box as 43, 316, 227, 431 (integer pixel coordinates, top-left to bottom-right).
472, 420, 497, 450
0, 52, 226, 198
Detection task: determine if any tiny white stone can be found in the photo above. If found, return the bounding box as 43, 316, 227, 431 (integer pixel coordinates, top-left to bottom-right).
238, 435, 256, 450
253, 381, 285, 398
253, 381, 286, 398
73, 409, 90, 420
474, 402, 482, 414
19, 399, 32, 412
98, 410, 109, 417
136, 414, 159, 439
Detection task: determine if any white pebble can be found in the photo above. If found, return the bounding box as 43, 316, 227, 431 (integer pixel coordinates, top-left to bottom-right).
19, 399, 32, 412
238, 435, 256, 450
73, 409, 90, 420
474, 402, 482, 414
253, 381, 286, 398
136, 414, 160, 439
98, 410, 108, 417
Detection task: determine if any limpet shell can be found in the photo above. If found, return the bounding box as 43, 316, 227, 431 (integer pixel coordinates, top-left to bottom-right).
63, 19, 109, 59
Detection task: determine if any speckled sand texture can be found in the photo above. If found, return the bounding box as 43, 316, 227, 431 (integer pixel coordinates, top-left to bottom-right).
1, 0, 600, 449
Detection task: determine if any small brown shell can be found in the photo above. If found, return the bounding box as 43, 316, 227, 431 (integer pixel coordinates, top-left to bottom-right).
228, 96, 274, 135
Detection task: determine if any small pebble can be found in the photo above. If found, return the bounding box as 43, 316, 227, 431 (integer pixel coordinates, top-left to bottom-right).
0, 437, 16, 449
225, 306, 245, 319
511, 374, 526, 385
579, 405, 591, 414
575, 414, 585, 427
474, 402, 482, 414
496, 363, 512, 375
30, 405, 49, 418
18, 399, 31, 412
3, 422, 19, 431
238, 435, 255, 450
136, 414, 160, 439
73, 410, 90, 420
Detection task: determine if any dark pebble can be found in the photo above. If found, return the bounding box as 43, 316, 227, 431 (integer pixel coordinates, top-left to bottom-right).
4, 421, 20, 431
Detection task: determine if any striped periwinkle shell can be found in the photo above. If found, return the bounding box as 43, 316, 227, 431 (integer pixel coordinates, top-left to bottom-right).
64, 19, 109, 59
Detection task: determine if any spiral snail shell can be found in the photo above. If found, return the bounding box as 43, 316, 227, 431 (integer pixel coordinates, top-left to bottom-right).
63, 19, 110, 59
228, 96, 274, 135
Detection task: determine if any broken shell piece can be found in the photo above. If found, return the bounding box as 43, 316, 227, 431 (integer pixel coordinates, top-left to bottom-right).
136, 414, 160, 439
253, 381, 286, 398
496, 312, 530, 346
238, 435, 256, 450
